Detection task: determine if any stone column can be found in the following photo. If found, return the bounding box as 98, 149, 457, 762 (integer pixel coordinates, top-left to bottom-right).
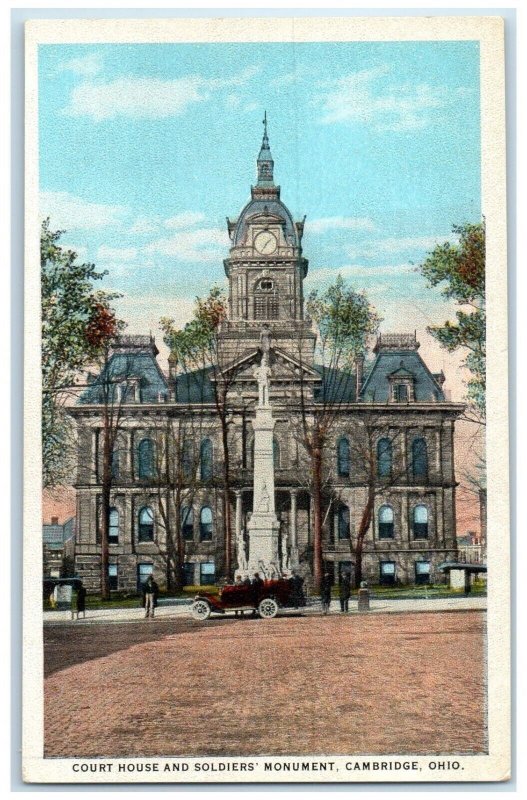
289, 489, 299, 569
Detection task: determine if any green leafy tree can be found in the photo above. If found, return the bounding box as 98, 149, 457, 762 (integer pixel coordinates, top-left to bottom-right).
419, 221, 486, 420
41, 219, 121, 486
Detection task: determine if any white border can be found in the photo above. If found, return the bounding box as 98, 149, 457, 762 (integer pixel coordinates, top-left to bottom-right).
23, 14, 509, 784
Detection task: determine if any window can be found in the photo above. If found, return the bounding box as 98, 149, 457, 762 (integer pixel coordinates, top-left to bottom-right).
182, 440, 194, 480
336, 505, 350, 540
273, 437, 281, 469
138, 506, 154, 542
413, 505, 429, 539
380, 561, 396, 586
108, 564, 118, 590
200, 506, 213, 541
200, 438, 213, 481
257, 278, 274, 292
137, 563, 152, 591
200, 562, 216, 585
111, 447, 120, 479
138, 438, 155, 478
254, 295, 279, 320
412, 438, 428, 480
378, 505, 394, 539
394, 383, 409, 402
337, 437, 351, 477
108, 507, 119, 544
377, 438, 392, 478
181, 506, 194, 541
415, 561, 431, 585
183, 562, 195, 586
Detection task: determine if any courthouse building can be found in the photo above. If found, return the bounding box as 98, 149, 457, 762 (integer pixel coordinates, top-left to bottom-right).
71, 123, 463, 593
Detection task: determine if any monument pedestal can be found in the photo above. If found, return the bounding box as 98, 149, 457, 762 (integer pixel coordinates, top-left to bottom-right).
247, 512, 281, 578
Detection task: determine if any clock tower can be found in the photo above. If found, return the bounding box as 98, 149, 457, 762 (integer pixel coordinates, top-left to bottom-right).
223, 114, 314, 363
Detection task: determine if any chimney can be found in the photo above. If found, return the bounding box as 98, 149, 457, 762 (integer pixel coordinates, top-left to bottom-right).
168, 352, 178, 381
51, 516, 59, 526
355, 355, 365, 399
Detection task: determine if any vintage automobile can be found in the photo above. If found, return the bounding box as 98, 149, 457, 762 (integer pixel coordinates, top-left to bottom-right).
190, 577, 305, 621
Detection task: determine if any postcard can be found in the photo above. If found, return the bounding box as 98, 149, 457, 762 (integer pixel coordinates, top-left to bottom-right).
23, 15, 509, 783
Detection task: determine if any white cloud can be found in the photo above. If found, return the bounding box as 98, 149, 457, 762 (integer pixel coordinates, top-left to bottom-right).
307, 216, 375, 234
58, 52, 103, 77
144, 227, 229, 263
62, 66, 260, 121
129, 216, 161, 235
315, 66, 451, 132
97, 245, 138, 262
346, 235, 452, 260
40, 190, 128, 231
164, 211, 206, 230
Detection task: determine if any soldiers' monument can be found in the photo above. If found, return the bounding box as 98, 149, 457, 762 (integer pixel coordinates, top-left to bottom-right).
238, 328, 282, 578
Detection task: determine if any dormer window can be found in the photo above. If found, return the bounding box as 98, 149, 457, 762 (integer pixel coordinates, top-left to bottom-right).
388, 362, 415, 403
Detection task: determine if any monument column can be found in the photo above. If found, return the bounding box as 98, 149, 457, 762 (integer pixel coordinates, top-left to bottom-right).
290, 489, 299, 569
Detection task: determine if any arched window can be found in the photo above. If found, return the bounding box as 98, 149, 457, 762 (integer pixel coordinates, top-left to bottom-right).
182, 440, 194, 480
337, 437, 351, 478
337, 505, 350, 540
200, 506, 213, 541
109, 507, 119, 543
413, 505, 429, 539
181, 506, 194, 541
378, 505, 394, 539
377, 438, 392, 478
138, 438, 155, 479
412, 438, 428, 480
200, 438, 213, 481
254, 278, 278, 320
111, 447, 120, 479
273, 437, 281, 469
138, 506, 154, 542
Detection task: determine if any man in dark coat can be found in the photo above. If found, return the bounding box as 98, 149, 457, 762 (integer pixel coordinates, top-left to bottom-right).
321, 571, 332, 615
289, 571, 305, 608
251, 572, 264, 610
142, 574, 159, 619
339, 571, 351, 613
71, 581, 87, 620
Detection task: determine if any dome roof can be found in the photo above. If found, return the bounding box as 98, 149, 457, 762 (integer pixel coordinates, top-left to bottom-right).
232, 197, 300, 248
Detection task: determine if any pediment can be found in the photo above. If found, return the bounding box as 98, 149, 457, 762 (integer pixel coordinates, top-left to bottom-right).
220, 347, 320, 386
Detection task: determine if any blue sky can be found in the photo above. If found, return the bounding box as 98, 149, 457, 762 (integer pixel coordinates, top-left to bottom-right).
39, 40, 481, 380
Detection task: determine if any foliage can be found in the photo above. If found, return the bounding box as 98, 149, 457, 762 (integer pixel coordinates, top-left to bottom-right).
41, 218, 121, 486
160, 286, 228, 366
307, 274, 381, 367
419, 222, 486, 418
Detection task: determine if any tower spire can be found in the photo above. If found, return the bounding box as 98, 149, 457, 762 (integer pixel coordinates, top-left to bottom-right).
257, 111, 274, 186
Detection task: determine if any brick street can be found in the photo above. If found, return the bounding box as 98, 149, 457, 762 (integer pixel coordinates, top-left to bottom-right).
44, 611, 486, 758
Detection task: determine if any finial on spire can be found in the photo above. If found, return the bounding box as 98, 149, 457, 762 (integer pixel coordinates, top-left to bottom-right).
257, 111, 274, 186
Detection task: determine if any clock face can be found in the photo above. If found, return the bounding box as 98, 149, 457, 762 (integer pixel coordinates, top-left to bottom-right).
254, 230, 277, 255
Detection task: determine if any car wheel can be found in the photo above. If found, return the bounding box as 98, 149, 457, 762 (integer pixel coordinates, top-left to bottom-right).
191, 599, 211, 621
258, 597, 278, 619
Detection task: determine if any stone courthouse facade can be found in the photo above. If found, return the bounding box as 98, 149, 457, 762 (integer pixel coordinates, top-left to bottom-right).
71, 123, 463, 593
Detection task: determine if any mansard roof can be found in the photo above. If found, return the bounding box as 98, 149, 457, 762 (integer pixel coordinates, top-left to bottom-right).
360, 351, 445, 403
79, 336, 168, 405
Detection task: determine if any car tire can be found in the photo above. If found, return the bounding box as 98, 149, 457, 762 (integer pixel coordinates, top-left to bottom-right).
258, 597, 279, 619
191, 599, 211, 621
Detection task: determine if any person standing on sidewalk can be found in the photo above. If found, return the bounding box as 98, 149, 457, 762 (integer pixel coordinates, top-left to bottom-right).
321, 571, 332, 615
142, 575, 159, 619
339, 571, 351, 613
71, 581, 86, 620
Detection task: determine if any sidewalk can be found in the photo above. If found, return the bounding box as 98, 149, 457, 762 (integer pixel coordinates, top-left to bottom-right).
43, 594, 486, 625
